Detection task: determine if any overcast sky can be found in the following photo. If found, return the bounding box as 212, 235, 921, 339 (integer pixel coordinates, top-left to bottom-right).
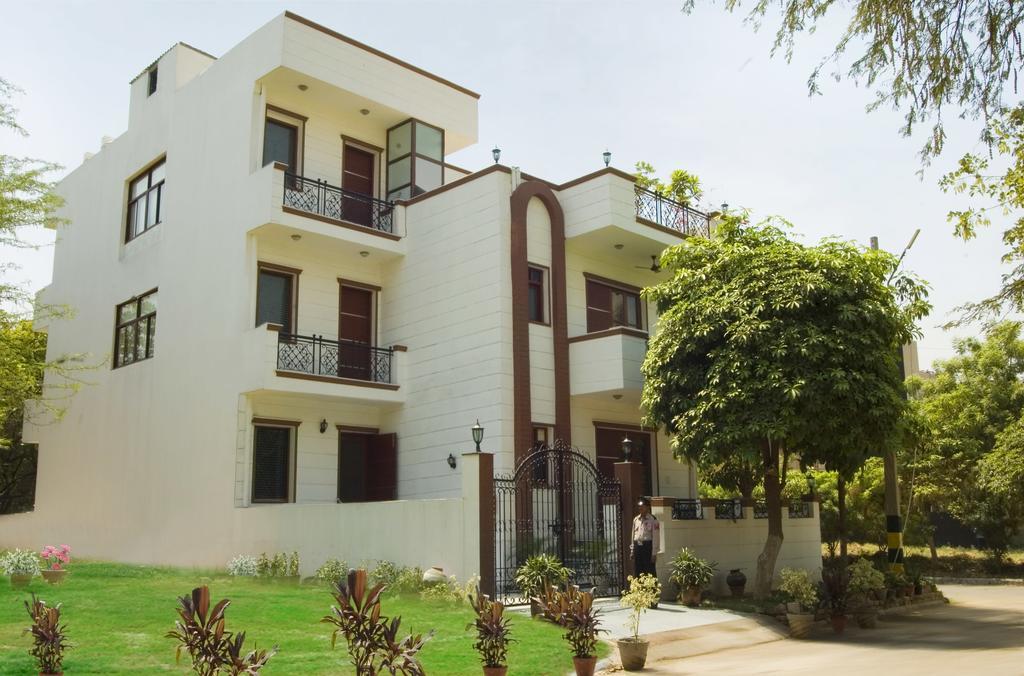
1, 1, 1011, 368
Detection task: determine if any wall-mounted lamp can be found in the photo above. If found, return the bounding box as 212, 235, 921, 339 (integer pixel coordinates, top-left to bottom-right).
720, 202, 729, 214
621, 434, 633, 462
603, 150, 612, 167
471, 419, 484, 453
447, 453, 457, 470
319, 419, 328, 434
492, 146, 501, 164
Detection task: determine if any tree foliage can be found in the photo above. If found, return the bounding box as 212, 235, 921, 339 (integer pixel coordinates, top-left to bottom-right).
695, 0, 1024, 160
634, 161, 703, 207
642, 216, 928, 595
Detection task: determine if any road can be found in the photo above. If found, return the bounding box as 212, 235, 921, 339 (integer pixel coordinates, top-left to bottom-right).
644, 585, 1024, 675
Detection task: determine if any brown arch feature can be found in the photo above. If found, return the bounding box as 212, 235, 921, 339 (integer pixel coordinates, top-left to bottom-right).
510, 181, 570, 461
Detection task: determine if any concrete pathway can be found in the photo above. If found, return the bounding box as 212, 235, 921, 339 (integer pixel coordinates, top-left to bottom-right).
625, 585, 1024, 675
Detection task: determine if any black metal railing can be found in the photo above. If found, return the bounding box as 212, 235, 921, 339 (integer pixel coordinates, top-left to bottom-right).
634, 186, 711, 238
788, 500, 813, 519
671, 498, 704, 520
277, 333, 392, 384
753, 502, 768, 519
715, 498, 744, 520
283, 173, 395, 234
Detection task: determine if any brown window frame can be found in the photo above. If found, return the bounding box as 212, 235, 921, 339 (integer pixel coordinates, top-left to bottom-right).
584, 274, 645, 333
113, 288, 157, 369
125, 158, 165, 243
527, 265, 549, 325
531, 424, 552, 484
256, 262, 301, 335
385, 117, 445, 201
147, 67, 158, 96
251, 422, 298, 504
263, 105, 306, 174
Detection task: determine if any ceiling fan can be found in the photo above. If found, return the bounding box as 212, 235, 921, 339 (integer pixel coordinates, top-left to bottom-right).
636, 255, 661, 273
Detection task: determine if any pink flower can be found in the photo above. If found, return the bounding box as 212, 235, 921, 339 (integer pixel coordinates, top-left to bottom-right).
61, 545, 71, 553
52, 562, 62, 571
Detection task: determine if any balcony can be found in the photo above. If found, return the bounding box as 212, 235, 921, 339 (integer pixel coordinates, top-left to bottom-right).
633, 186, 711, 238
277, 332, 394, 385
283, 173, 397, 236
568, 327, 648, 398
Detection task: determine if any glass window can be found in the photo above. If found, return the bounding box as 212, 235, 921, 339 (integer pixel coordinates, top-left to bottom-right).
386, 186, 412, 202
387, 121, 412, 158
528, 266, 545, 323
585, 279, 643, 332
252, 425, 293, 503
414, 123, 443, 161
263, 119, 297, 169
126, 160, 165, 242
256, 268, 294, 333
113, 290, 157, 368
414, 157, 442, 194
387, 156, 411, 191
147, 67, 158, 96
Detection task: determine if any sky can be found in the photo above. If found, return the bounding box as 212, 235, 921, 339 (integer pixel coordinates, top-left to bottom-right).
0, 0, 1012, 368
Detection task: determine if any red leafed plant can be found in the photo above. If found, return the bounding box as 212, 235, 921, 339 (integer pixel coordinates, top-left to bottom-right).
24, 595, 70, 674
321, 568, 432, 675
165, 585, 276, 675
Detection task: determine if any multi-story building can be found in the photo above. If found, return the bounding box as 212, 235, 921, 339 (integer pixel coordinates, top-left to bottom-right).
3, 12, 820, 590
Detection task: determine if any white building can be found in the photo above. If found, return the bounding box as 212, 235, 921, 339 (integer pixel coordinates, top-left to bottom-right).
3, 12, 820, 593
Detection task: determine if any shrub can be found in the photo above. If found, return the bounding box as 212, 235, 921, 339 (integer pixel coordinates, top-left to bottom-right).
668, 548, 717, 590
419, 574, 479, 604
288, 552, 300, 577
847, 558, 885, 596
322, 568, 431, 675
256, 553, 271, 577
227, 555, 259, 577
468, 586, 514, 668
270, 553, 287, 577
165, 585, 277, 675
820, 566, 851, 617
368, 560, 423, 595
535, 586, 605, 658
778, 568, 819, 612
620, 574, 661, 641
2, 548, 40, 576
515, 554, 573, 600
316, 559, 349, 585
39, 545, 71, 571
24, 595, 69, 674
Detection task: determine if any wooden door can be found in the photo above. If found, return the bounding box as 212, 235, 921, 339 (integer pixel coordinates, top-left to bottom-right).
338, 285, 373, 381
367, 433, 397, 501
338, 433, 369, 503
342, 145, 375, 227
595, 427, 652, 495
337, 432, 396, 502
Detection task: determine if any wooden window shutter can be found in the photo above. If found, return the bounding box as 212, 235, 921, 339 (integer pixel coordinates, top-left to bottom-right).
585, 280, 613, 332
366, 433, 397, 501
252, 426, 291, 502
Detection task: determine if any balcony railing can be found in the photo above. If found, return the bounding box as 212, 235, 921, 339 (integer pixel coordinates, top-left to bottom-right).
277, 333, 393, 384
634, 186, 711, 238
283, 173, 395, 235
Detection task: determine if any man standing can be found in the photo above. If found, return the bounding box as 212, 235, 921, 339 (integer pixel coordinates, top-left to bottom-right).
630, 497, 661, 577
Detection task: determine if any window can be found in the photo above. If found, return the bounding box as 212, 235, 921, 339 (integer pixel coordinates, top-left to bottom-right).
113, 290, 157, 368
386, 118, 445, 201
147, 67, 158, 96
256, 264, 299, 334
126, 159, 165, 242
528, 266, 547, 323
531, 425, 551, 484
585, 276, 644, 332
251, 424, 296, 503
263, 107, 305, 172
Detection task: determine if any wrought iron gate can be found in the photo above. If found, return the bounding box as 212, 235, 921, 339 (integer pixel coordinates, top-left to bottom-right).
493, 439, 623, 604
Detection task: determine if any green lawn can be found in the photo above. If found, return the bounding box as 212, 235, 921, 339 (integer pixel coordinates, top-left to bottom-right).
0, 561, 603, 675
838, 543, 1024, 578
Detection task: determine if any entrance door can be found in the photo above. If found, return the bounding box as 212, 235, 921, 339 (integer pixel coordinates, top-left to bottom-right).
338, 285, 373, 381
595, 427, 653, 495
338, 431, 397, 502
342, 145, 375, 227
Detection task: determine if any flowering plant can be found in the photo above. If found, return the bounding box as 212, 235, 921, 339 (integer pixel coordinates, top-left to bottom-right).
227, 555, 258, 577
2, 549, 41, 576
40, 545, 71, 571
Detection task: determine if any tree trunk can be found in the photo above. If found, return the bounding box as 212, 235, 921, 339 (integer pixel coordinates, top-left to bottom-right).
754, 437, 784, 598
838, 474, 848, 564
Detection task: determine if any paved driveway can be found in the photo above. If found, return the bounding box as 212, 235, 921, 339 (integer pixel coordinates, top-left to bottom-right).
643, 585, 1024, 675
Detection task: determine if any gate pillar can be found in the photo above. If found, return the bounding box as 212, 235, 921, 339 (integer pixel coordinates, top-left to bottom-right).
615, 460, 645, 581
462, 452, 495, 597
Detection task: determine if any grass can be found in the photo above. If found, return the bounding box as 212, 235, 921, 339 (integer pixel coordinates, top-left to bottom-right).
836, 543, 1024, 579
0, 561, 606, 675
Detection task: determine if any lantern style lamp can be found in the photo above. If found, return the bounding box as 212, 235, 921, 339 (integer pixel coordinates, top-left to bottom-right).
472, 419, 484, 453
447, 453, 457, 469
603, 150, 612, 167
492, 147, 501, 164
621, 434, 633, 462
319, 419, 328, 434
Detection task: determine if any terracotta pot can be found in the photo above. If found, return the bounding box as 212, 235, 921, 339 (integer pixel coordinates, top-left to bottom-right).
10, 574, 33, 589
529, 599, 541, 617
786, 612, 815, 639
681, 585, 702, 607
726, 568, 747, 597
483, 666, 507, 676
830, 614, 847, 634
616, 638, 649, 671
573, 655, 597, 676
42, 570, 67, 585
423, 567, 447, 584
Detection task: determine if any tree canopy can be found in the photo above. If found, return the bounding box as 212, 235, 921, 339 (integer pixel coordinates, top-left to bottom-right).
634, 161, 703, 207
642, 216, 929, 594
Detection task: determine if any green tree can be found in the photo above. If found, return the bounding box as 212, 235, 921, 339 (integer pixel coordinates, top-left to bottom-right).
634, 161, 703, 207
907, 321, 1024, 558
641, 216, 928, 596
0, 318, 43, 513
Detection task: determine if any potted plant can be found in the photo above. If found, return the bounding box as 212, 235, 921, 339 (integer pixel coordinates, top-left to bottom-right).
535, 586, 605, 676
668, 548, 716, 606
847, 558, 885, 628
3, 549, 40, 589
726, 568, 747, 597
908, 569, 924, 595
616, 574, 661, 671
24, 595, 70, 676
468, 587, 514, 676
515, 554, 572, 616
778, 568, 819, 639
885, 571, 909, 599
39, 546, 71, 585
821, 566, 851, 634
